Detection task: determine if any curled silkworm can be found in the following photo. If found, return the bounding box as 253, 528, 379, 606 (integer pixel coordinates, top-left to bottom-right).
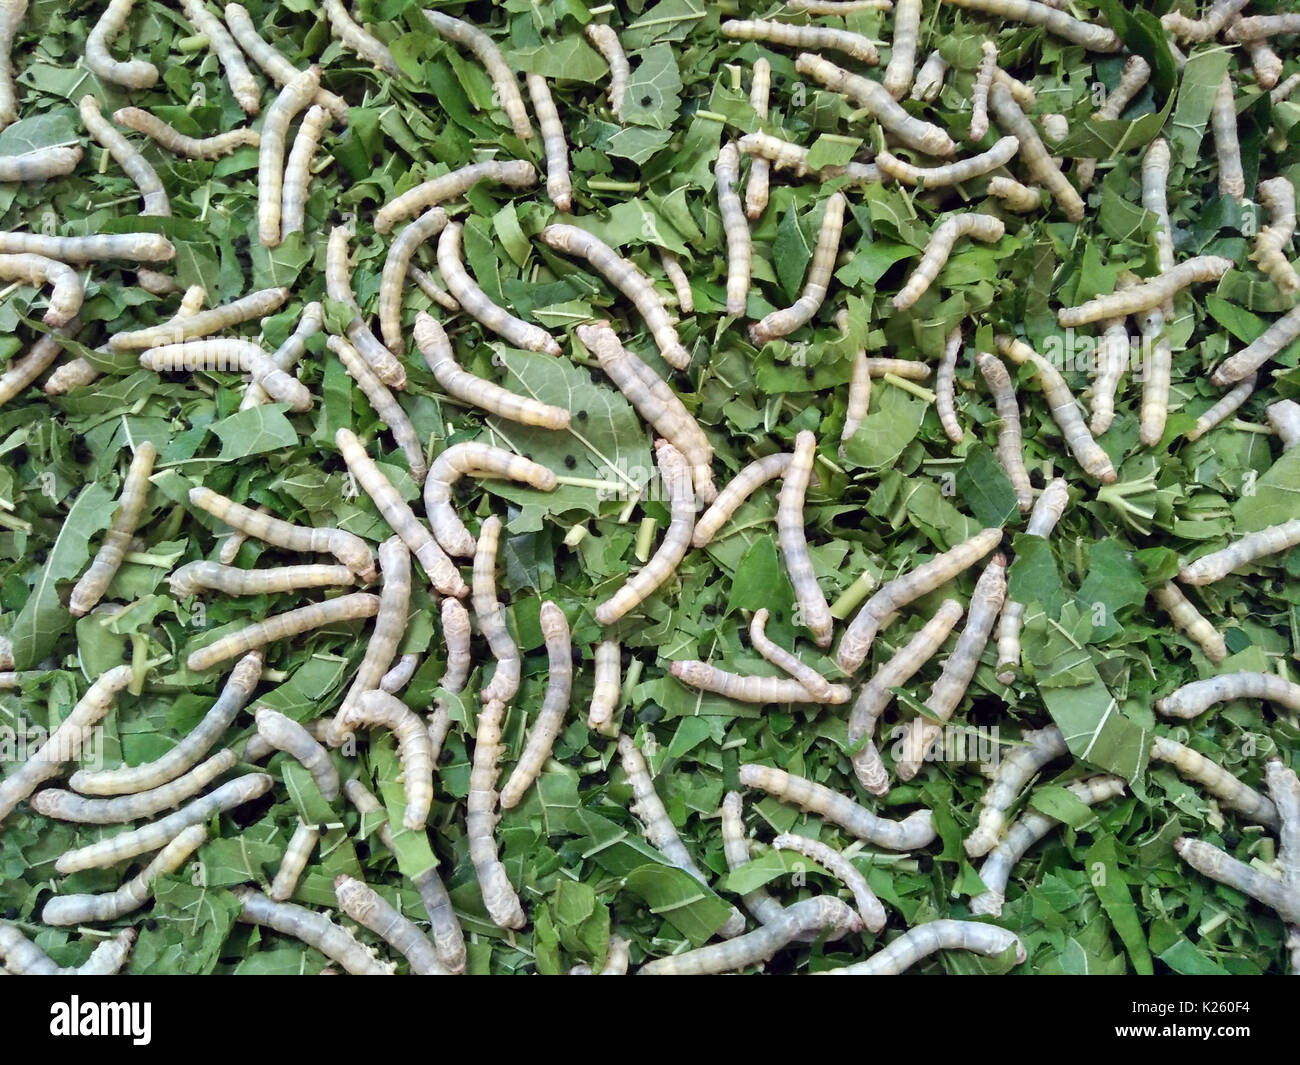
1149, 736, 1277, 828
338, 690, 434, 830
584, 23, 628, 121
0, 665, 132, 825
1267, 400, 1300, 451
912, 49, 947, 101
500, 602, 572, 808
0, 230, 174, 262
472, 515, 520, 705
170, 561, 354, 598
0, 145, 82, 182
976, 352, 1032, 510
180, 0, 259, 112
717, 142, 750, 317
467, 698, 526, 929
243, 717, 329, 765
745, 59, 771, 219
879, 137, 1020, 189
0, 325, 76, 409
894, 213, 1005, 311
87, 0, 157, 88
936, 326, 962, 444
750, 608, 842, 703
325, 226, 407, 389
969, 41, 997, 140
379, 653, 420, 694
334, 875, 449, 975
438, 221, 560, 355
527, 75, 569, 211
1212, 304, 1300, 386
838, 525, 1002, 674
258, 66, 320, 247
0, 0, 20, 126
269, 820, 319, 900
750, 193, 845, 344
380, 210, 447, 352
255, 707, 340, 800
34, 750, 236, 823
777, 430, 833, 647
986, 176, 1040, 213
796, 54, 956, 157
965, 725, 1068, 858
883, 0, 921, 96
0, 252, 82, 326
723, 19, 878, 63
187, 593, 380, 672
587, 639, 621, 735
141, 339, 311, 411
1156, 671, 1300, 720
333, 428, 466, 597
1151, 582, 1227, 663
772, 833, 886, 932
994, 478, 1069, 683
739, 763, 936, 850
440, 597, 472, 695
424, 442, 556, 558
828, 919, 1021, 974
986, 82, 1081, 222
112, 107, 258, 159
596, 441, 695, 625
234, 887, 395, 975
374, 160, 536, 233
542, 224, 691, 369
672, 660, 850, 704
0, 924, 136, 975
110, 286, 289, 349
721, 790, 785, 927
224, 4, 349, 122
43, 824, 208, 926
189, 485, 376, 582
281, 105, 331, 236
994, 335, 1115, 483
324, 0, 398, 75
1179, 520, 1300, 586
1225, 13, 1300, 42
1058, 257, 1233, 328
424, 10, 530, 138
327, 335, 424, 481
942, 0, 1119, 49
693, 452, 790, 546
736, 132, 882, 184
1252, 177, 1300, 294
1212, 73, 1244, 202
335, 536, 411, 724
1174, 835, 1300, 926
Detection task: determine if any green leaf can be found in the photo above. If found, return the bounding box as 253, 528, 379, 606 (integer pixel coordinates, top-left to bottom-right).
209, 405, 299, 460
956, 443, 1019, 527
621, 863, 735, 946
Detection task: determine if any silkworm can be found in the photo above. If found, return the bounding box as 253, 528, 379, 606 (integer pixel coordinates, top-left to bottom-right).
836, 917, 1027, 974
0, 252, 81, 326
1150, 582, 1227, 663
333, 875, 448, 975
0, 230, 174, 262
0, 665, 132, 825
440, 597, 472, 694
1211, 304, 1300, 385
378, 210, 448, 353
269, 820, 319, 900
335, 537, 411, 726
0, 0, 23, 126
1179, 520, 1300, 586
542, 224, 691, 369
223, 4, 348, 120
327, 335, 424, 482
187, 593, 380, 672
721, 790, 785, 927
723, 19, 878, 64
691, 453, 793, 547
1267, 759, 1299, 890
849, 600, 964, 795
180, 0, 260, 112
70, 652, 262, 796
374, 161, 536, 233
716, 142, 750, 317
1058, 257, 1233, 328
324, 0, 398, 76
994, 478, 1070, 684
471, 515, 520, 705
986, 176, 1040, 213
189, 485, 376, 582
595, 440, 695, 625
1150, 736, 1277, 828
940, 0, 1119, 49
745, 59, 771, 219
0, 325, 74, 408
1271, 73, 1300, 106
788, 0, 895, 10
671, 660, 849, 704
255, 707, 340, 800
43, 355, 99, 395
408, 264, 459, 312
1075, 56, 1151, 188
1211, 72, 1245, 202
111, 106, 258, 160
933, 325, 963, 443
750, 192, 846, 344
81, 93, 170, 214
587, 639, 621, 735
424, 9, 530, 138
749, 608, 842, 703
969, 41, 997, 140
738, 763, 936, 850
333, 428, 466, 597
0, 145, 82, 182
257, 66, 320, 247
771, 833, 886, 932
1173, 835, 1300, 925
233, 887, 395, 975
584, 23, 628, 121
1268, 399, 1300, 451
169, 561, 354, 598
1089, 312, 1131, 435
838, 525, 1002, 674
55, 773, 272, 874
976, 352, 1032, 510
987, 82, 1082, 222
44, 824, 208, 926
1244, 38, 1283, 90
281, 105, 331, 236
467, 698, 527, 929
378, 653, 419, 695
110, 287, 289, 349
33, 750, 237, 823
894, 213, 1005, 311
775, 430, 834, 647
736, 132, 882, 184
965, 725, 1068, 858
1225, 13, 1300, 42
994, 335, 1116, 483
843, 347, 870, 444
639, 896, 860, 975
339, 691, 434, 830
911, 49, 947, 101
527, 75, 569, 211
141, 339, 311, 411
325, 226, 407, 389
499, 602, 572, 808
878, 137, 1020, 189
1252, 177, 1299, 294
0, 925, 136, 975
1162, 0, 1247, 41
576, 321, 715, 501
1156, 671, 1300, 720
654, 251, 692, 318
796, 54, 956, 157
0, 635, 10, 668
424, 441, 556, 557
882, 0, 921, 96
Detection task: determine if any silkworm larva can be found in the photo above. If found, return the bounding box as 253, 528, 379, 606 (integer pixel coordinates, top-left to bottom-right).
736, 132, 882, 185
112, 106, 258, 160
339, 690, 434, 830
269, 820, 319, 901
842, 346, 871, 445
969, 41, 997, 140
933, 325, 963, 444
335, 536, 411, 725
745, 59, 771, 219
1058, 256, 1233, 328
722, 19, 878, 64
1244, 38, 1282, 91
739, 763, 936, 850
771, 834, 885, 932
588, 639, 621, 735
721, 790, 786, 927
1150, 582, 1228, 663
408, 263, 458, 312
325, 226, 407, 389
333, 428, 466, 597
327, 335, 424, 482
170, 561, 354, 599
1162, 0, 1247, 41
379, 209, 448, 352
323, 0, 398, 75
1089, 312, 1131, 435
716, 142, 751, 317
1268, 399, 1300, 451
255, 707, 340, 800
584, 23, 628, 121
672, 660, 849, 704
975, 352, 1032, 510
527, 74, 569, 211
234, 887, 395, 974
0, 252, 81, 327
375, 160, 536, 233
0, 665, 132, 824
471, 515, 520, 705
1252, 177, 1300, 294
0, 325, 74, 408
941, 0, 1119, 48
0, 230, 174, 262
849, 600, 964, 795
499, 602, 572, 809
43, 355, 99, 395
1150, 736, 1277, 828
1272, 72, 1300, 105
542, 224, 691, 369
795, 54, 956, 157
639, 896, 860, 975
1173, 837, 1300, 925
280, 105, 331, 237
44, 824, 208, 926
994, 335, 1116, 483
467, 698, 527, 929
1211, 72, 1245, 203
333, 875, 449, 975
1212, 304, 1300, 385
257, 66, 320, 247
440, 597, 472, 693
110, 286, 289, 349
1225, 13, 1300, 42
187, 593, 380, 672
657, 251, 693, 317
596, 441, 695, 625
693, 452, 791, 547
0, 924, 136, 975
894, 213, 1005, 311
619, 734, 747, 937
965, 725, 1068, 857
882, 0, 921, 96
776, 430, 834, 647
833, 916, 1026, 974
189, 485, 376, 583
1156, 671, 1300, 720
879, 137, 1020, 190
749, 608, 842, 703
141, 339, 311, 411
180, 0, 260, 112
750, 193, 846, 344
80, 95, 169, 213
1267, 759, 1299, 889
0, 634, 10, 668
788, 0, 895, 10
33, 749, 237, 824
838, 525, 1002, 674
224, 4, 349, 122
379, 653, 420, 694
0, 0, 23, 127
986, 175, 1040, 213
986, 82, 1081, 222
424, 442, 556, 558
423, 9, 529, 138
1179, 519, 1300, 587
911, 49, 947, 101
0, 145, 82, 182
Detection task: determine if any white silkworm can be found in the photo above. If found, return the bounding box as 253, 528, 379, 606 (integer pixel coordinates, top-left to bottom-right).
878, 136, 1020, 188
324, 0, 398, 75
43, 356, 99, 395
33, 750, 236, 823
499, 602, 572, 808
224, 4, 349, 122
1089, 310, 1131, 435
987, 82, 1082, 222
986, 175, 1040, 213
336, 536, 411, 724
1212, 304, 1300, 385
1252, 177, 1300, 294
1268, 400, 1300, 450
994, 335, 1116, 483
0, 230, 174, 262
170, 561, 354, 598
671, 660, 850, 704
43, 824, 208, 926
883, 0, 921, 97
0, 924, 136, 975
796, 54, 956, 157
374, 160, 536, 233
424, 442, 556, 558
838, 525, 1002, 674
269, 820, 319, 901
327, 335, 425, 482
723, 19, 878, 64
333, 428, 466, 597
0, 665, 132, 824
659, 250, 694, 315
1271, 72, 1300, 105
333, 875, 449, 975
527, 75, 570, 211
894, 213, 1005, 311
739, 763, 936, 850
408, 264, 458, 312
112, 107, 259, 159
0, 252, 81, 326
0, 326, 74, 409
745, 59, 771, 219
1162, 0, 1247, 41
588, 639, 621, 735
595, 440, 695, 625
81, 93, 171, 214
976, 352, 1032, 510
939, 0, 1119, 50
281, 105, 331, 236
258, 66, 320, 247
693, 452, 791, 546
1174, 834, 1300, 926
994, 477, 1069, 684
965, 725, 1068, 857
1156, 671, 1300, 720
255, 707, 340, 800
777, 430, 833, 648
716, 142, 750, 317
584, 23, 628, 121
1058, 257, 1233, 328
380, 210, 447, 352
70, 652, 262, 796
1151, 582, 1228, 663
1245, 38, 1283, 91
141, 339, 311, 411
1225, 13, 1300, 42
771, 833, 886, 932
233, 887, 395, 975
0, 145, 82, 182
110, 286, 289, 349
912, 49, 947, 101
750, 193, 846, 344
1150, 737, 1277, 828
789, 0, 895, 10
379, 653, 420, 694
1178, 520, 1300, 586
1079, 56, 1150, 185
338, 690, 434, 830
424, 10, 530, 139
440, 598, 472, 695
750, 608, 843, 703
467, 698, 526, 929
843, 346, 871, 443
0, 0, 24, 127
936, 325, 962, 444
325, 226, 407, 389
189, 485, 376, 582
187, 593, 380, 672
736, 132, 882, 184
180, 0, 260, 112
969, 41, 997, 140
721, 790, 785, 927
55, 773, 271, 874
471, 515, 520, 705
1212, 73, 1244, 202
